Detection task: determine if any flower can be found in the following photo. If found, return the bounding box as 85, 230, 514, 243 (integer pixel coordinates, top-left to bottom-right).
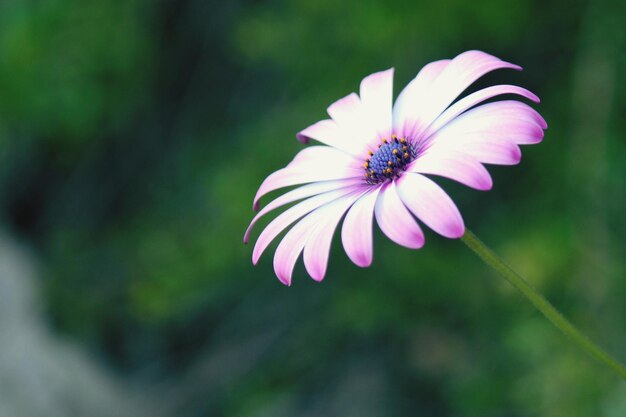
244, 50, 547, 286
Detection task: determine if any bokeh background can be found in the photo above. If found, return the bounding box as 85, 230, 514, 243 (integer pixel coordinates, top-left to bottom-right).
0, 0, 624, 416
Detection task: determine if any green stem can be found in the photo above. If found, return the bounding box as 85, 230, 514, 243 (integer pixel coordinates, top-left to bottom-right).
461, 228, 626, 379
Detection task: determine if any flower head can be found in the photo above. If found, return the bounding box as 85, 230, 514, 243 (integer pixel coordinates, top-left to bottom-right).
245, 50, 547, 285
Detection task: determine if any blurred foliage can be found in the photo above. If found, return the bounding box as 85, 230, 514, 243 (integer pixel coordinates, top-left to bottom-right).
0, 0, 624, 415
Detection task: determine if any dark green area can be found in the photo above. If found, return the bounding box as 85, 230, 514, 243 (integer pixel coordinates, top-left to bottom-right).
0, 0, 624, 415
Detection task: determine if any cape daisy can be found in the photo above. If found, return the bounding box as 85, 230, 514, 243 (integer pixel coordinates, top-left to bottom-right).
245, 50, 547, 286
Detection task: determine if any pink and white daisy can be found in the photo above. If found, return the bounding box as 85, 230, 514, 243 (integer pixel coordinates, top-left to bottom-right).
244, 50, 547, 286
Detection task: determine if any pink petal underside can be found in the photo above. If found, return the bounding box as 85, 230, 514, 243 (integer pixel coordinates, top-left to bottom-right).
409, 150, 493, 191
374, 181, 425, 249
422, 100, 548, 165
244, 178, 362, 244
467, 100, 548, 130
465, 140, 522, 165
296, 119, 366, 155
303, 191, 366, 281
401, 50, 522, 139
359, 68, 394, 140
396, 173, 465, 239
253, 187, 361, 265
393, 59, 451, 137
422, 85, 541, 139
473, 120, 544, 145
341, 187, 382, 267
253, 146, 361, 210
437, 100, 547, 143
428, 134, 523, 165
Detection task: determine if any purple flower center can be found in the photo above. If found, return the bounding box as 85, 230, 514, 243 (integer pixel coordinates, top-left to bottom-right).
364, 136, 416, 184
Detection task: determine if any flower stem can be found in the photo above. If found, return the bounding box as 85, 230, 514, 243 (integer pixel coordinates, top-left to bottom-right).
461, 228, 626, 379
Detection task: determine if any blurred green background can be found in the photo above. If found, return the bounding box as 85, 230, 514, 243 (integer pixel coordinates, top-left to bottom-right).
0, 0, 624, 416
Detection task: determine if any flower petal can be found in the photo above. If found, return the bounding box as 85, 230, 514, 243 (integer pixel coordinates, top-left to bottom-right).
341, 187, 382, 267
303, 192, 364, 281
423, 100, 545, 165
327, 92, 361, 126
244, 178, 362, 243
360, 68, 394, 139
422, 85, 541, 139
374, 181, 425, 249
396, 173, 465, 238
272, 202, 329, 286
426, 135, 522, 165
253, 146, 361, 210
287, 145, 358, 168
252, 187, 361, 264
409, 150, 493, 190
272, 220, 316, 285
463, 141, 522, 165
430, 100, 546, 145
296, 119, 365, 155
468, 100, 547, 130
326, 92, 376, 148
405, 51, 521, 139
393, 59, 451, 137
